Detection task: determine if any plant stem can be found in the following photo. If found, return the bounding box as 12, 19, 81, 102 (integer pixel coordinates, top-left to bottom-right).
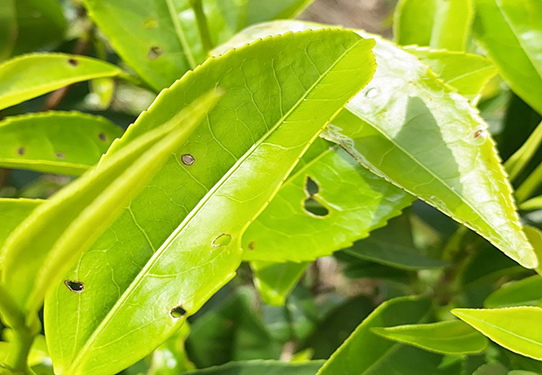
0, 285, 38, 374
189, 0, 214, 53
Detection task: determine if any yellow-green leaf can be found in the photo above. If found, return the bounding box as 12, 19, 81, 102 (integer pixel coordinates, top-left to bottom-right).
453, 307, 542, 360
394, 0, 474, 51
216, 20, 537, 269
405, 46, 497, 100
0, 53, 122, 110
0, 111, 122, 175
473, 0, 542, 115
1, 91, 220, 315
372, 320, 488, 355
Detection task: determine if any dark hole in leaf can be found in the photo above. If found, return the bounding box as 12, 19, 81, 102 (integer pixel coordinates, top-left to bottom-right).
304, 176, 319, 197
247, 241, 255, 251
148, 46, 163, 60
170, 305, 187, 318
98, 133, 107, 142
212, 233, 231, 248
55, 152, 65, 159
365, 87, 379, 98
17, 147, 25, 156
68, 58, 79, 66
181, 154, 195, 166
303, 198, 329, 217
64, 280, 84, 293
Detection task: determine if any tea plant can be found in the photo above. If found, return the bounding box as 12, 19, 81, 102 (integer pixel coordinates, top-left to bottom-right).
1, 0, 542, 374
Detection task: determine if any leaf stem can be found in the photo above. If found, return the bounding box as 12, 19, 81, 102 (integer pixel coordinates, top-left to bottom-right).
0, 284, 38, 374
189, 0, 214, 53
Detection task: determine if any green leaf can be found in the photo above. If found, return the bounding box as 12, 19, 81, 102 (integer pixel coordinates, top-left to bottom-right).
243, 139, 413, 263
0, 0, 16, 61
516, 162, 542, 203
183, 360, 325, 375
473, 0, 542, 115
83, 0, 245, 91
404, 47, 497, 100
453, 307, 542, 360
251, 261, 309, 306
506, 120, 542, 181
339, 254, 413, 283
89, 78, 116, 111
317, 296, 461, 374
10, 0, 66, 57
147, 322, 195, 374
45, 30, 376, 375
344, 215, 448, 270
372, 320, 489, 355
473, 363, 508, 375
0, 53, 122, 111
1, 91, 220, 316
524, 226, 542, 276
394, 0, 474, 51
262, 286, 318, 344
299, 295, 375, 359
246, 0, 314, 24
187, 288, 281, 367
520, 195, 542, 211
217, 20, 538, 269
0, 198, 43, 256
0, 335, 49, 367
0, 111, 123, 175
244, 136, 412, 303
328, 39, 536, 268
460, 240, 527, 289
484, 275, 542, 308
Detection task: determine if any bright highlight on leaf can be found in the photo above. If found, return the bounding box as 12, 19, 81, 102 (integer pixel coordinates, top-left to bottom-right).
453, 307, 542, 360
405, 47, 497, 101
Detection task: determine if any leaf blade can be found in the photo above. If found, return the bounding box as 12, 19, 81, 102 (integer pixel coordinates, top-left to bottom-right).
0, 53, 121, 110
372, 320, 489, 355
316, 296, 434, 375
216, 20, 537, 268
1, 91, 221, 315
453, 307, 542, 360
473, 0, 542, 114
0, 111, 122, 175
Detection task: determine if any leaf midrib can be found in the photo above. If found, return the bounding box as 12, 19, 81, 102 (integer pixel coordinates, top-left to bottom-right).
67, 35, 367, 372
